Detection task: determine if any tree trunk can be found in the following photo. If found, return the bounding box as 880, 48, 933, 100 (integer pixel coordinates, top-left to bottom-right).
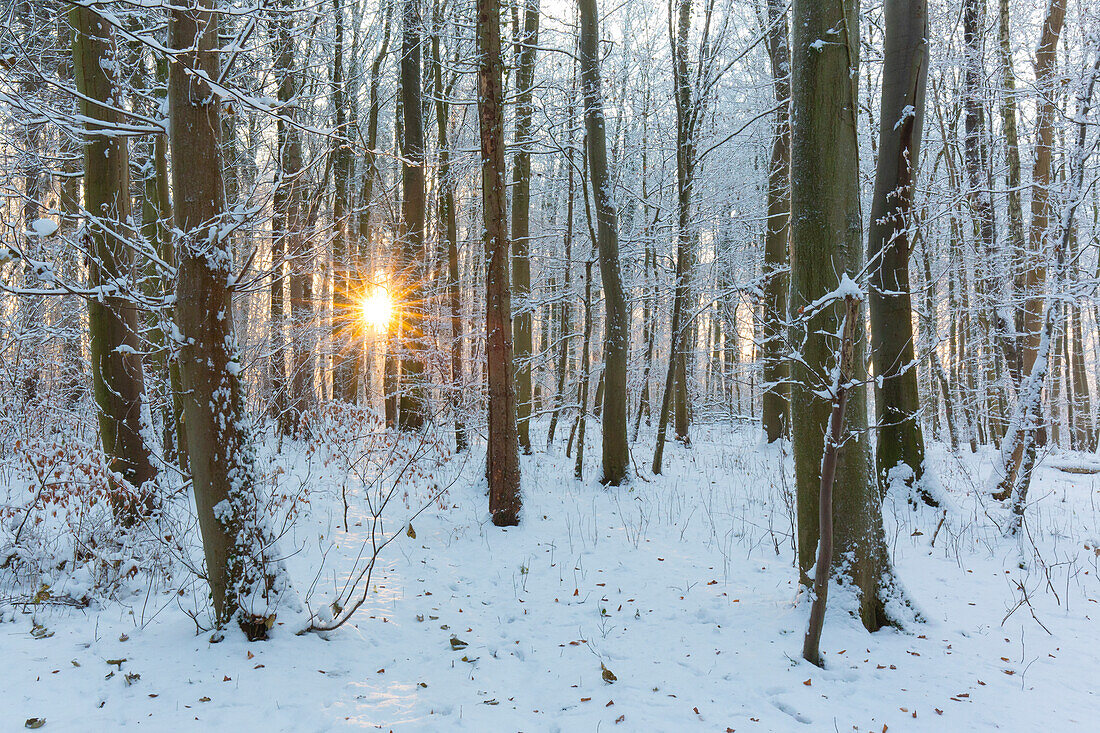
270, 3, 305, 436
331, 0, 358, 403
802, 294, 860, 666
1021, 0, 1066, 380
671, 0, 695, 446
169, 0, 285, 636
761, 0, 790, 443
1001, 0, 1066, 487
998, 0, 1025, 316
575, 255, 594, 480
790, 0, 898, 632
578, 0, 628, 485
477, 0, 521, 525
547, 101, 577, 449
511, 0, 539, 454
72, 5, 158, 524
868, 0, 929, 497
431, 7, 467, 452
398, 0, 427, 430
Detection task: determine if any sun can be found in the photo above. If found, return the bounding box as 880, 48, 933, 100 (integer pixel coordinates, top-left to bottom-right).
361, 287, 394, 333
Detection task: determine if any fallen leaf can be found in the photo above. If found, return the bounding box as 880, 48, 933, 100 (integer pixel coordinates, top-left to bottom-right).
24, 719, 45, 729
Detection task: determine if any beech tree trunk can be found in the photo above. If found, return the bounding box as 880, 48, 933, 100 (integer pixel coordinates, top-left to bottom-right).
431, 7, 467, 451
1000, 0, 1066, 490
790, 0, 898, 632
511, 0, 539, 454
998, 0, 1025, 313
398, 0, 427, 430
72, 5, 157, 523
169, 0, 284, 636
868, 0, 929, 497
579, 0, 628, 485
331, 0, 358, 403
761, 0, 791, 444
477, 0, 521, 525
671, 0, 695, 446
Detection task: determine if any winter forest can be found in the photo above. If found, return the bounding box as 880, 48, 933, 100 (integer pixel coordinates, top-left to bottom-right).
1, 0, 1098, 729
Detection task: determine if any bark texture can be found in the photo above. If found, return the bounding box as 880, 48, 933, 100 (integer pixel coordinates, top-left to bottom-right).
72, 6, 157, 523
790, 0, 898, 632
868, 0, 929, 496
477, 0, 521, 524
579, 0, 629, 485
169, 0, 283, 635
511, 0, 539, 454
762, 0, 791, 444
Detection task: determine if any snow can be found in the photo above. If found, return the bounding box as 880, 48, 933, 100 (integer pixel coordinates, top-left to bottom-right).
4, 423, 1100, 731
27, 218, 58, 238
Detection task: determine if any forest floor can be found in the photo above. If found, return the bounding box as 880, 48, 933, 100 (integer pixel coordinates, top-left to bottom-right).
4, 421, 1099, 731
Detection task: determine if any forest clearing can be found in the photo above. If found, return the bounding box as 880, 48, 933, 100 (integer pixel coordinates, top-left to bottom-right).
2, 0, 1099, 729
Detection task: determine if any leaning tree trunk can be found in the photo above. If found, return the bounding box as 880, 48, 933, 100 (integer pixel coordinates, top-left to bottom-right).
790, 0, 899, 632
1000, 0, 1066, 492
578, 0, 628, 486
477, 0, 521, 525
511, 0, 539, 454
994, 39, 1098, 516
1020, 0, 1066, 380
761, 0, 791, 444
169, 0, 285, 637
398, 0, 427, 430
71, 5, 158, 524
868, 0, 930, 498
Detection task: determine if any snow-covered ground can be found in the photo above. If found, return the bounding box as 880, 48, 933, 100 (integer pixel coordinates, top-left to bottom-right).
5, 423, 1099, 731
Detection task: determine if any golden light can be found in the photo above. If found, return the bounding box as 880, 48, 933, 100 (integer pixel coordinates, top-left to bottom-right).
361, 286, 394, 333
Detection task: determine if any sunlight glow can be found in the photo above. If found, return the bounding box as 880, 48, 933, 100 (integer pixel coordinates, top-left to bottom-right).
361, 287, 394, 333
